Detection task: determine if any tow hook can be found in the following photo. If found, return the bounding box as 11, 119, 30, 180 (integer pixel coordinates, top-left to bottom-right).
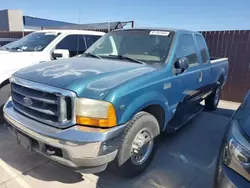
46, 148, 56, 155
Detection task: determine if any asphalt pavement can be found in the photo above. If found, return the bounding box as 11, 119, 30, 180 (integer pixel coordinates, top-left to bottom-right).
0, 101, 240, 188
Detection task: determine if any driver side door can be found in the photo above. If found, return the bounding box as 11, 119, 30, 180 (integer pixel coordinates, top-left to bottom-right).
166, 33, 202, 131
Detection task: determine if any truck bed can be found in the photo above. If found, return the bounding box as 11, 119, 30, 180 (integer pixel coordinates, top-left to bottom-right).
210, 57, 228, 64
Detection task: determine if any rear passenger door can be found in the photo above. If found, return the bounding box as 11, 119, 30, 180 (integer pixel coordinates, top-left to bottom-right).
85, 35, 102, 48
195, 34, 211, 99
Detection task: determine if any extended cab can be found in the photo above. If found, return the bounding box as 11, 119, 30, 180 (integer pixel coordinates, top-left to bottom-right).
4, 28, 228, 177
0, 30, 105, 115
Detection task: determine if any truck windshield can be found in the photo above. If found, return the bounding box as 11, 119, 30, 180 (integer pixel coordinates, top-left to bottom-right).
85, 30, 174, 65
4, 32, 61, 52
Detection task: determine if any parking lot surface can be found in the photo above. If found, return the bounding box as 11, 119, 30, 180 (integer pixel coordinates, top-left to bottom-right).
0, 101, 240, 188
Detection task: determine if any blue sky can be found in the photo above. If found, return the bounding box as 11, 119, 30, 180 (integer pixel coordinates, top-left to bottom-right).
1, 0, 250, 31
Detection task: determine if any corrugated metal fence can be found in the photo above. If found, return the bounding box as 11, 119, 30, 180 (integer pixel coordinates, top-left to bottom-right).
202, 30, 250, 102
0, 31, 31, 38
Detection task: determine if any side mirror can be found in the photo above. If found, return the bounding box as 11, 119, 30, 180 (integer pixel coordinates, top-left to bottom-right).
52, 49, 70, 60
174, 57, 189, 75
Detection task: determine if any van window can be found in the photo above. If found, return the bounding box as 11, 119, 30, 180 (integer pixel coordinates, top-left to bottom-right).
195, 35, 209, 64
2, 32, 60, 52
85, 35, 102, 48
176, 34, 198, 65
56, 35, 87, 57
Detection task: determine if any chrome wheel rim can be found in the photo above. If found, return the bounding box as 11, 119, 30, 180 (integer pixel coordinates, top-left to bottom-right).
131, 128, 154, 166
214, 88, 220, 106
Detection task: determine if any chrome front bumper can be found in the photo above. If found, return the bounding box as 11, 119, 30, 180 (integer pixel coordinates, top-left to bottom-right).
4, 101, 126, 173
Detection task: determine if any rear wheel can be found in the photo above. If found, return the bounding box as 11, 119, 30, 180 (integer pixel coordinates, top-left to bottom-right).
205, 87, 221, 111
112, 111, 160, 178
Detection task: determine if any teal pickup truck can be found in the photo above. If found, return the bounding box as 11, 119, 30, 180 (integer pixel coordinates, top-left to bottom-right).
4, 28, 228, 177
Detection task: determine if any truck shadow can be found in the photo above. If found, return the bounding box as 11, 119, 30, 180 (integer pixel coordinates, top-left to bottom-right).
0, 107, 235, 187
204, 107, 235, 118
95, 109, 233, 188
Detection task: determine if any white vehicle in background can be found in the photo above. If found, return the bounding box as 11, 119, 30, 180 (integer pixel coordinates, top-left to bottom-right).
0, 30, 105, 118
0, 38, 18, 47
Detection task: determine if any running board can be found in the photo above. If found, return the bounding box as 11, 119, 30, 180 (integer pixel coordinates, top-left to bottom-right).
166, 104, 204, 133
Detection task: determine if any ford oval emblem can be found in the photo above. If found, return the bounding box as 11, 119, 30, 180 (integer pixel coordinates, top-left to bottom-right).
23, 97, 33, 106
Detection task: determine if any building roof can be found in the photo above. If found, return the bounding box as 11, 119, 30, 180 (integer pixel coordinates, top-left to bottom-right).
44, 21, 131, 32
23, 16, 132, 32
23, 16, 76, 27
35, 29, 105, 35
115, 27, 200, 34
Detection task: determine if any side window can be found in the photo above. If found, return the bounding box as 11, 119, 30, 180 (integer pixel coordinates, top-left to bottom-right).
195, 35, 209, 64
85, 35, 102, 48
56, 35, 86, 57
176, 34, 198, 65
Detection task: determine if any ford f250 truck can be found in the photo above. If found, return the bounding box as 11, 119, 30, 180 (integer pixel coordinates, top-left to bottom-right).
0, 30, 105, 118
4, 28, 228, 177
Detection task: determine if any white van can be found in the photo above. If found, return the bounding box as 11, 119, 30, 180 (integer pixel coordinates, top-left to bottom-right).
0, 30, 105, 116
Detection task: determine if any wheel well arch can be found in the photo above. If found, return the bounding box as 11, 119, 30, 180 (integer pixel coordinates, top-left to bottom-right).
0, 79, 10, 89
218, 75, 224, 86
142, 104, 165, 132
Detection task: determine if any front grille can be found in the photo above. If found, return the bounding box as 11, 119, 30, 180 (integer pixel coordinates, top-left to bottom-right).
10, 77, 76, 128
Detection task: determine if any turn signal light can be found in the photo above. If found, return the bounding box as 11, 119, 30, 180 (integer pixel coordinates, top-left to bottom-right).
76, 103, 116, 128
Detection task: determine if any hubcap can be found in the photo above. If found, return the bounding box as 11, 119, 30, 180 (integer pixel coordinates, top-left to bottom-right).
214, 88, 220, 105
131, 128, 154, 165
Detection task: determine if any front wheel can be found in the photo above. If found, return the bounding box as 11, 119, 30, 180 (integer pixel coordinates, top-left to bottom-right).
205, 87, 221, 111
0, 81, 11, 123
112, 111, 160, 178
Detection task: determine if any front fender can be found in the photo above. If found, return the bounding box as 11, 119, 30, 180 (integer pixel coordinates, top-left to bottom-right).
118, 91, 169, 127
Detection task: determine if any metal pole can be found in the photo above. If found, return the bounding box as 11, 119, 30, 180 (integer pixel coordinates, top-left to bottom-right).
108, 17, 110, 32
77, 8, 81, 55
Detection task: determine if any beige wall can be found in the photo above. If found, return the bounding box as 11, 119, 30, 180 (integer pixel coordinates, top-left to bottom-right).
8, 9, 23, 31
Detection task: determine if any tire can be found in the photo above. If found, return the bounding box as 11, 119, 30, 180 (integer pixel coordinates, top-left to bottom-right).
205, 87, 221, 111
112, 111, 160, 178
0, 80, 10, 123
0, 105, 4, 124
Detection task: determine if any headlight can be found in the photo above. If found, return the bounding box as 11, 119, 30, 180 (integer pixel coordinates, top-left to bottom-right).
227, 120, 250, 165
75, 98, 117, 128
228, 137, 250, 165
223, 120, 250, 181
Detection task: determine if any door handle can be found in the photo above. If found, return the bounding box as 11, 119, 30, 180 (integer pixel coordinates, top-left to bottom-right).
199, 72, 203, 82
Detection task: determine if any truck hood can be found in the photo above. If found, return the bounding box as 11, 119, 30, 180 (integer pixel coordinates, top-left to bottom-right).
0, 51, 43, 73
14, 57, 155, 99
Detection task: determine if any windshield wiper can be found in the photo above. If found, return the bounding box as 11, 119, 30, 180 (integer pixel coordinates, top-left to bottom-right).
0, 46, 12, 51
108, 54, 145, 64
0, 47, 7, 50
82, 52, 102, 59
